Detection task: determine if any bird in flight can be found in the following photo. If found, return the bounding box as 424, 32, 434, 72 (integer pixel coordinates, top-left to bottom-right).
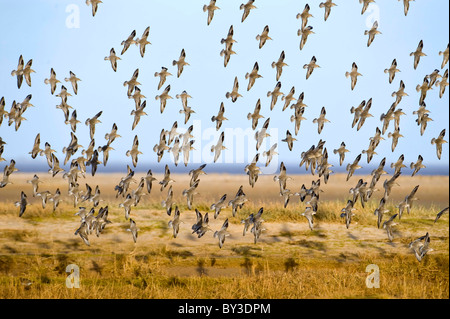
297, 4, 313, 30
364, 21, 381, 47
203, 0, 220, 26
173, 49, 190, 78
256, 25, 272, 49
384, 59, 401, 84
225, 77, 243, 103
135, 26, 151, 58
240, 0, 257, 22
121, 30, 137, 55
86, 0, 102, 17
104, 48, 121, 72
410, 40, 426, 70
345, 62, 362, 90
319, 0, 337, 21
44, 68, 60, 95
360, 0, 375, 15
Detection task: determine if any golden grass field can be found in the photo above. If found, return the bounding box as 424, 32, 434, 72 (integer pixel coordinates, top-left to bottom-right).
0, 172, 448, 299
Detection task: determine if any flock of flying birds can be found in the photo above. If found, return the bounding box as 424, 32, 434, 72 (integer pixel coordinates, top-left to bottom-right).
0, 0, 449, 261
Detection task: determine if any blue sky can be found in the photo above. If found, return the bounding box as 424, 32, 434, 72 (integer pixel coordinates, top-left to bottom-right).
0, 0, 448, 175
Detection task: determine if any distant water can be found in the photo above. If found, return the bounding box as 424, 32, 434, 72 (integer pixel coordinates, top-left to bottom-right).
13, 161, 450, 176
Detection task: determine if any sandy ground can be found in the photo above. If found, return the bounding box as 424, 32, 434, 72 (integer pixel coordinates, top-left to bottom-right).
0, 207, 448, 278
0, 173, 448, 279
